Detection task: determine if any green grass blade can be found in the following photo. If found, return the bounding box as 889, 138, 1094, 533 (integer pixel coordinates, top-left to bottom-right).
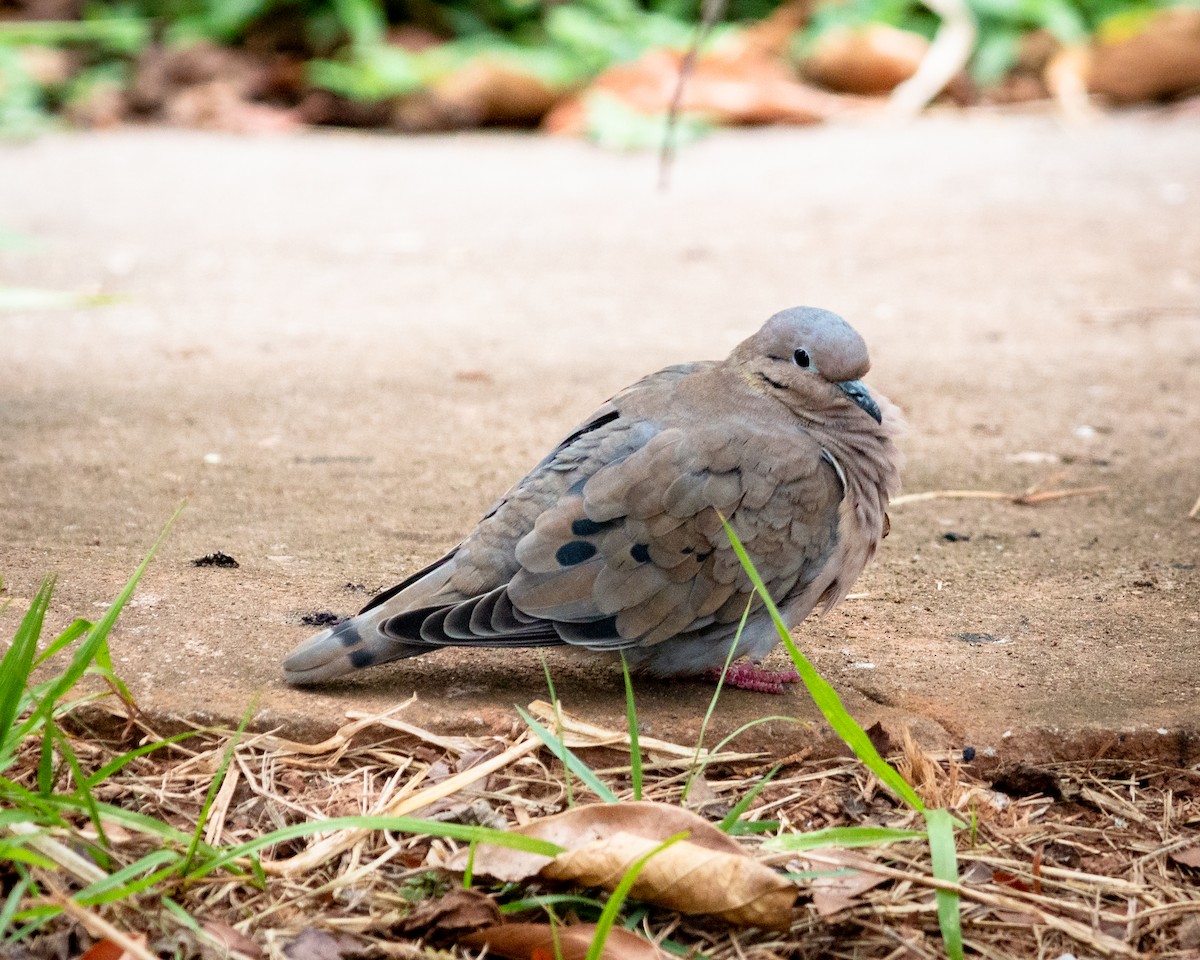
82, 730, 200, 789
16, 504, 184, 742
189, 815, 565, 881
540, 657, 572, 807
0, 873, 34, 938
75, 850, 180, 906
763, 825, 927, 851
161, 896, 203, 933
516, 705, 618, 804
35, 725, 54, 796
499, 893, 606, 915
182, 705, 252, 876
463, 842, 476, 889
926, 808, 963, 960
620, 655, 642, 801
586, 831, 686, 960
32, 794, 196, 847
0, 577, 54, 760
682, 597, 750, 803
0, 840, 55, 870
88, 635, 133, 704
719, 516, 925, 812
718, 764, 780, 833
32, 618, 90, 667
56, 731, 109, 860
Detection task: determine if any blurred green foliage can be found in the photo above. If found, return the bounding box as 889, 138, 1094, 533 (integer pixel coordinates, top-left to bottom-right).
798, 0, 1187, 85
0, 0, 1193, 138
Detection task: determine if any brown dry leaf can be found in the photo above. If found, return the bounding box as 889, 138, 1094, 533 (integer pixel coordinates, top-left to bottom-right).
461, 923, 664, 960
793, 849, 890, 917
77, 940, 134, 960
450, 801, 794, 928
1088, 6, 1200, 102
393, 58, 567, 131
394, 887, 501, 938
201, 921, 262, 959
1169, 844, 1200, 869
282, 928, 363, 960
543, 49, 859, 135
808, 866, 889, 916
801, 24, 929, 94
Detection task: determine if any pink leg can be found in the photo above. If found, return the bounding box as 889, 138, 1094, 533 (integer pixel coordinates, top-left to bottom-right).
705, 661, 802, 695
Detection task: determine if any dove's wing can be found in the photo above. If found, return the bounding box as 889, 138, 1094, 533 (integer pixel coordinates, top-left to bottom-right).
380, 362, 845, 654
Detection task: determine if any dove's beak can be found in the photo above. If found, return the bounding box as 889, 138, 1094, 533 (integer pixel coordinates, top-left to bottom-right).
838, 380, 882, 423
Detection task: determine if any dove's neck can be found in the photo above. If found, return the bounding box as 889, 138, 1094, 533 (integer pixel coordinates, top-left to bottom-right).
805, 392, 903, 569
772, 399, 901, 626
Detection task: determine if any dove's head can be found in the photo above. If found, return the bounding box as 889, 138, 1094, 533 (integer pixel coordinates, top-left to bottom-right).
732, 306, 882, 424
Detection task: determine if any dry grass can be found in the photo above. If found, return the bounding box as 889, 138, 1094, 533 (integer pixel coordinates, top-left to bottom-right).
4, 698, 1200, 960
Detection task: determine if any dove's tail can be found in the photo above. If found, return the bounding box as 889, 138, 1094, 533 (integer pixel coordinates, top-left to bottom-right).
282, 606, 431, 685
284, 551, 463, 685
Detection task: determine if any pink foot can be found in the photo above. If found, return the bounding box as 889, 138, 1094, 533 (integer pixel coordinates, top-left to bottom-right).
705, 662, 802, 695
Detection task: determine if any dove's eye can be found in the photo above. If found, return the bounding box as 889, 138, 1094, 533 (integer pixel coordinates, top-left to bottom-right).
792, 349, 811, 368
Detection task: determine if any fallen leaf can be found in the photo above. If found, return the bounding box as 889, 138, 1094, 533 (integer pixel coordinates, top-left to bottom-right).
461, 923, 664, 960
201, 921, 261, 959
78, 939, 137, 960
1088, 6, 1200, 102
544, 48, 859, 137
393, 59, 565, 131
394, 887, 501, 938
801, 24, 929, 95
808, 866, 889, 916
791, 848, 890, 916
1169, 845, 1200, 869
451, 802, 793, 927
282, 928, 363, 960
993, 869, 1033, 893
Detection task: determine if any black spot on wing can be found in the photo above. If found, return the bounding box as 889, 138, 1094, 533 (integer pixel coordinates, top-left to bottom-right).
630, 543, 651, 564
556, 541, 598, 566
337, 622, 363, 647
572, 517, 615, 537
349, 649, 375, 669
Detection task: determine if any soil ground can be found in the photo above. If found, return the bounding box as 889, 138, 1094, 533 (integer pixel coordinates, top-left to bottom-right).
1, 112, 1198, 767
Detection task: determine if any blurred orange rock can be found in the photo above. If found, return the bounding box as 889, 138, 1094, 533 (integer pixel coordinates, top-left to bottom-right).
544, 48, 857, 135
1087, 6, 1200, 102
17, 44, 74, 86
393, 59, 565, 131
801, 24, 929, 95
165, 80, 299, 133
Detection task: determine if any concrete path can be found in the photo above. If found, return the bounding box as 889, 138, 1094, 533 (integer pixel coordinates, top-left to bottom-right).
2, 114, 1198, 766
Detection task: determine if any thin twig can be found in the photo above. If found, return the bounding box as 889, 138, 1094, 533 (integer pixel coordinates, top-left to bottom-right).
659, 0, 727, 190
42, 879, 159, 960
886, 0, 976, 118
797, 850, 1139, 957
890, 485, 1108, 507
261, 733, 542, 876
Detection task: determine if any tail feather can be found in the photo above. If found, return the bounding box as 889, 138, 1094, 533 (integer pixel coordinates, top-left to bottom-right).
282, 609, 428, 685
